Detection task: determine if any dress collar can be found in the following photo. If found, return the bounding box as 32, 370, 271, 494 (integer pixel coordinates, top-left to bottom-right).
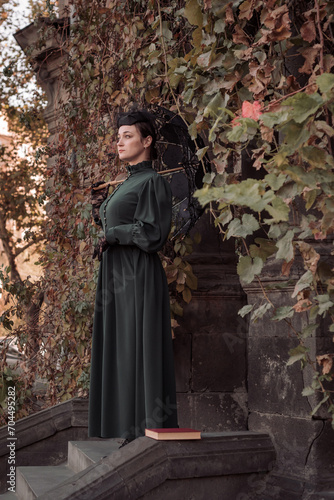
126, 160, 153, 175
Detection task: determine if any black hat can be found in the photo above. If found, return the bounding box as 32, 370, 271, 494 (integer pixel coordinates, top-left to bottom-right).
117, 110, 155, 128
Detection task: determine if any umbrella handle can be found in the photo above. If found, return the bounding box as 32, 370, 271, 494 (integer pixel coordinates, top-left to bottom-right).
92, 166, 184, 191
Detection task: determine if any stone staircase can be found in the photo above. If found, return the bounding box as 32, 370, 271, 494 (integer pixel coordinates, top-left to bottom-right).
0, 432, 276, 500
0, 438, 123, 499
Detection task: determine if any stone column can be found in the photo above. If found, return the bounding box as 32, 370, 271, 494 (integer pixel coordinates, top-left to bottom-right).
174, 213, 249, 432
244, 250, 334, 496
14, 15, 69, 165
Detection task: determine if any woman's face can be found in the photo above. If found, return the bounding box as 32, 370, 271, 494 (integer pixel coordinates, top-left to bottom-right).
117, 125, 152, 165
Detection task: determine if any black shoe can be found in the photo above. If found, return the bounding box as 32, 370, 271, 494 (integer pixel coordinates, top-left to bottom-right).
118, 438, 133, 448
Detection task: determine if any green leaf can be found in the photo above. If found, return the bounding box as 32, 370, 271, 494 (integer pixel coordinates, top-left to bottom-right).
204, 92, 226, 118
196, 146, 209, 161
238, 304, 254, 317
226, 214, 260, 239
283, 92, 323, 124
302, 386, 315, 396
251, 302, 273, 322
185, 269, 198, 290
182, 287, 192, 303
215, 208, 233, 226
264, 173, 287, 191
184, 0, 203, 27
226, 123, 247, 142
287, 344, 309, 366
249, 238, 277, 261
265, 197, 290, 223
301, 323, 318, 338
311, 394, 329, 416
161, 21, 173, 41
195, 180, 275, 212
261, 110, 290, 128
237, 256, 263, 284
276, 230, 295, 262
280, 121, 311, 150
188, 121, 198, 140
292, 270, 314, 298
301, 146, 327, 167
316, 294, 334, 316
203, 172, 215, 184
303, 189, 319, 211
316, 73, 334, 94
271, 306, 294, 321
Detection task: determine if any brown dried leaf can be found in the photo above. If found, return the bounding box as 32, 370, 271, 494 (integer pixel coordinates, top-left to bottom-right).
282, 259, 294, 277
213, 158, 227, 173
316, 354, 333, 375
238, 0, 255, 21
232, 25, 249, 45
324, 54, 334, 73
292, 298, 312, 312
298, 241, 320, 275
251, 147, 266, 170
237, 47, 253, 61
300, 20, 316, 43
204, 0, 212, 10
220, 71, 242, 90
324, 13, 334, 32
262, 4, 288, 28
258, 4, 291, 42
260, 124, 274, 143
299, 45, 321, 75
286, 75, 301, 93
245, 60, 274, 97
225, 3, 234, 24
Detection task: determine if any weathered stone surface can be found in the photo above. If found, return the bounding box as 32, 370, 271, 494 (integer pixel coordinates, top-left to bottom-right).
177, 392, 247, 431
248, 337, 312, 417
142, 475, 269, 500
246, 288, 307, 338
0, 398, 89, 494
305, 421, 334, 486
178, 295, 248, 336
192, 332, 246, 392
249, 412, 323, 482
38, 432, 275, 500
173, 333, 191, 392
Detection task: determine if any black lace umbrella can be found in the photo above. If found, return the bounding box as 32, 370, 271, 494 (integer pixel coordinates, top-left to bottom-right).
150, 106, 210, 239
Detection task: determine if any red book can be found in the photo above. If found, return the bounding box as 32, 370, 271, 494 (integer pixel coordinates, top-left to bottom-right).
145, 428, 201, 440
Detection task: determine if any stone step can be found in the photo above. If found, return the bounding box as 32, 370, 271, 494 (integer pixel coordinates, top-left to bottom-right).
68, 439, 122, 474
1, 438, 123, 500
0, 492, 17, 499
1, 432, 276, 499
17, 465, 74, 500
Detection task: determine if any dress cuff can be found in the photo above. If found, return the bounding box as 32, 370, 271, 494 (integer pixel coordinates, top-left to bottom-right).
105, 227, 118, 245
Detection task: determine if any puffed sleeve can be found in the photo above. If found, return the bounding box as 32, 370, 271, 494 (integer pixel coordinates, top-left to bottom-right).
105, 174, 172, 253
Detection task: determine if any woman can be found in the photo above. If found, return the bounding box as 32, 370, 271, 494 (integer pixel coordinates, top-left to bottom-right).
88, 110, 178, 441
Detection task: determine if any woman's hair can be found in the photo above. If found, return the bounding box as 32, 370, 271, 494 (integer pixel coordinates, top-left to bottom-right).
117, 109, 157, 160
134, 119, 157, 160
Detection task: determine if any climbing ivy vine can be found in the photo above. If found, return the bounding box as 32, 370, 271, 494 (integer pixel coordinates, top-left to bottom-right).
1, 0, 333, 426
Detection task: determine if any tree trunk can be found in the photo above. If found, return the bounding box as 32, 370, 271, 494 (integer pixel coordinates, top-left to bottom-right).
0, 215, 22, 283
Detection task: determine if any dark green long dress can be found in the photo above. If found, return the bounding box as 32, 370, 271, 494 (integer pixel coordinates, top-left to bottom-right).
88, 160, 178, 439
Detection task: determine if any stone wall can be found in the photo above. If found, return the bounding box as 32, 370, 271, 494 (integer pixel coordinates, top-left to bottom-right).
245, 254, 334, 496
174, 214, 248, 432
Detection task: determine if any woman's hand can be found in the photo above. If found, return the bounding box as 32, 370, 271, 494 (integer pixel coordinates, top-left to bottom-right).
92, 236, 109, 261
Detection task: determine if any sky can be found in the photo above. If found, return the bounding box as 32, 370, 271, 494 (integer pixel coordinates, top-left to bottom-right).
11, 0, 30, 31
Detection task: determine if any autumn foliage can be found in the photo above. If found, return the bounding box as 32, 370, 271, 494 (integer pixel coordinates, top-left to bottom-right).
0, 0, 333, 425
